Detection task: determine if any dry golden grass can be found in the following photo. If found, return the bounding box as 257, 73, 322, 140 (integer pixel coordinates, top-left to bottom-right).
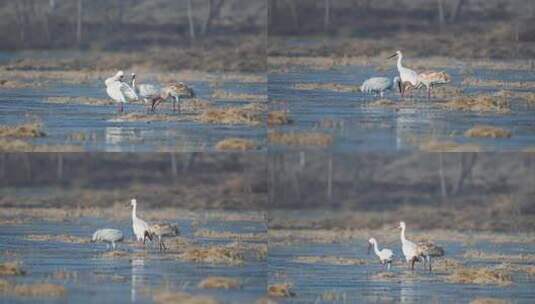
110, 113, 185, 122
268, 131, 333, 146
447, 267, 513, 286
0, 79, 33, 89
0, 140, 83, 152
431, 86, 464, 98
418, 139, 481, 152
178, 245, 244, 265
51, 270, 78, 281
212, 89, 266, 101
0, 262, 25, 276
0, 280, 66, 297
46, 96, 112, 106
196, 104, 264, 126
367, 99, 396, 107
25, 234, 88, 244
470, 298, 510, 304
267, 111, 292, 126
462, 77, 535, 89
198, 276, 240, 289
194, 230, 267, 242
293, 83, 358, 93
320, 291, 346, 302
268, 283, 295, 297
255, 297, 279, 304
495, 90, 535, 104
153, 291, 219, 304
0, 123, 45, 138
441, 95, 510, 114
464, 250, 535, 263
215, 138, 257, 151
180, 99, 212, 112
293, 255, 366, 266
370, 272, 398, 282
100, 250, 148, 259
432, 258, 464, 272
464, 125, 512, 138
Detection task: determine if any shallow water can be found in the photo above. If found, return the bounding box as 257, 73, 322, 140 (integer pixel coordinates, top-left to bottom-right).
268, 66, 535, 152
0, 79, 266, 152
0, 218, 267, 303
268, 240, 535, 303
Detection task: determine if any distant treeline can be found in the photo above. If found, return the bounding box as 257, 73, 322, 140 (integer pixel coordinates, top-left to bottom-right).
0, 0, 265, 50
269, 0, 535, 39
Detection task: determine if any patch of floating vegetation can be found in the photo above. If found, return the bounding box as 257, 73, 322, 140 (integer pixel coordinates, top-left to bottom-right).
0, 79, 34, 89
0, 139, 83, 152
153, 290, 220, 304
462, 77, 535, 89
194, 230, 267, 241
418, 139, 481, 152
46, 96, 112, 106
215, 138, 258, 151
447, 266, 513, 286
0, 123, 45, 138
99, 250, 148, 259
0, 280, 66, 297
464, 125, 512, 138
495, 90, 535, 104
293, 83, 359, 93
367, 99, 396, 107
0, 262, 25, 276
267, 111, 292, 126
441, 95, 510, 114
212, 89, 266, 101
432, 258, 464, 272
196, 104, 265, 126
178, 245, 244, 265
431, 85, 464, 98
180, 99, 212, 112
25, 234, 89, 244
464, 250, 535, 263
268, 283, 295, 297
293, 255, 366, 265
198, 276, 240, 289
268, 131, 333, 146
470, 298, 510, 304
109, 113, 186, 123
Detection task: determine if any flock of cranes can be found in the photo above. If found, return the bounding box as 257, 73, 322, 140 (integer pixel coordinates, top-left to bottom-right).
91, 198, 180, 252
361, 50, 451, 99
368, 221, 444, 272
92, 199, 442, 272
104, 70, 195, 113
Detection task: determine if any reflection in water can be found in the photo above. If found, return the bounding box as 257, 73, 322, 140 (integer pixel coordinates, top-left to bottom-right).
400, 276, 418, 304
105, 127, 143, 152
131, 258, 145, 303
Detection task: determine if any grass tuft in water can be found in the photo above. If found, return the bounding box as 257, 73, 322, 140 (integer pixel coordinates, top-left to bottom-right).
215, 138, 257, 151
268, 131, 332, 146
268, 283, 295, 297
0, 262, 25, 276
267, 111, 292, 126
464, 125, 512, 138
447, 266, 513, 286
198, 277, 240, 289
0, 123, 45, 138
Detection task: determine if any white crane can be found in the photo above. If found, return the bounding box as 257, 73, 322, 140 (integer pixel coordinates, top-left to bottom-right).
361, 76, 401, 97
152, 82, 195, 113
91, 228, 124, 250
388, 51, 420, 97
130, 198, 150, 244
130, 73, 162, 112
144, 223, 180, 252
367, 237, 394, 270
105, 71, 138, 113
416, 240, 444, 272
398, 221, 420, 270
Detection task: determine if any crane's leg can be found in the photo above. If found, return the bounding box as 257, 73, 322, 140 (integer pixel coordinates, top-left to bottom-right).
410, 257, 416, 271
387, 261, 391, 271
428, 256, 432, 272
162, 240, 167, 252
106, 243, 110, 250
112, 242, 116, 250
175, 97, 181, 113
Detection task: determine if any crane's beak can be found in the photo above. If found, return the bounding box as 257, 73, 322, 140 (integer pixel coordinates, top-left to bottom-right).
387, 53, 397, 59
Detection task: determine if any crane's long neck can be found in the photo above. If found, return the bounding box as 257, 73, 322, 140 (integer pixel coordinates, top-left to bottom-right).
401, 226, 406, 243
132, 204, 137, 221
131, 77, 137, 90
397, 54, 403, 71
373, 241, 381, 256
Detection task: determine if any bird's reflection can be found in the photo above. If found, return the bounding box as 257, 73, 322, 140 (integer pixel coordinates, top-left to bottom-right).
131, 258, 145, 303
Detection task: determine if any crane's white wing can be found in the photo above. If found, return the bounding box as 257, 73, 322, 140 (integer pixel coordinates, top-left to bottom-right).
119, 82, 138, 101
106, 82, 126, 103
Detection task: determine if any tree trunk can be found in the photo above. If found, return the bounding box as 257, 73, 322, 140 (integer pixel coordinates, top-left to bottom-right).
324, 0, 331, 31
439, 153, 448, 201
437, 0, 445, 30
202, 0, 224, 36
449, 0, 466, 23
76, 0, 83, 46
187, 0, 196, 40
